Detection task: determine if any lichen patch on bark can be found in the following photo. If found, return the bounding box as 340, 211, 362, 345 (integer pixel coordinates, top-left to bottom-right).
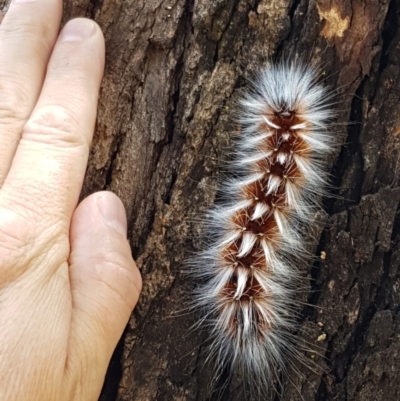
317, 4, 350, 40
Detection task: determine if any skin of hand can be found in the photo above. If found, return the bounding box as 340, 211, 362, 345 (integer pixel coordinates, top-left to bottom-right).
0, 1, 142, 400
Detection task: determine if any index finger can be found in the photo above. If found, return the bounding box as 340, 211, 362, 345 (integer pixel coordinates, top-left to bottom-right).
0, 19, 105, 236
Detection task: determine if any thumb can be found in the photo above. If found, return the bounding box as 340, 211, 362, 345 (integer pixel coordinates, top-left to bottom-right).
66, 191, 141, 398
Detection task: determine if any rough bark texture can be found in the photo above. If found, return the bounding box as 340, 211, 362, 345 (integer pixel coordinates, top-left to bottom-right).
7, 0, 400, 399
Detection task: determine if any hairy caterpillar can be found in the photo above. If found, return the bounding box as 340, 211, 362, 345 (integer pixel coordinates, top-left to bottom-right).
191, 61, 336, 396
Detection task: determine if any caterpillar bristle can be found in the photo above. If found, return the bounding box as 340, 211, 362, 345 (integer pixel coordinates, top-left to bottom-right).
190, 60, 337, 398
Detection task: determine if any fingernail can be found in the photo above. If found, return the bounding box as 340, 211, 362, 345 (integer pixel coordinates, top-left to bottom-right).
60, 18, 97, 42
97, 193, 128, 237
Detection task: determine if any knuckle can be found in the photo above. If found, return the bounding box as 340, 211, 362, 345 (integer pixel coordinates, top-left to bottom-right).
96, 249, 141, 305
0, 19, 34, 39
0, 203, 68, 283
0, 207, 35, 280
1, 15, 53, 48
0, 83, 30, 125
23, 105, 89, 149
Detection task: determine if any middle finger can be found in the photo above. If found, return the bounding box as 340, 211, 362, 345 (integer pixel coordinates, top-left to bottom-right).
0, 0, 62, 185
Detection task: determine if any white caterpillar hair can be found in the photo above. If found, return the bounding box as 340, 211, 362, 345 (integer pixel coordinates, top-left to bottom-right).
190, 61, 337, 397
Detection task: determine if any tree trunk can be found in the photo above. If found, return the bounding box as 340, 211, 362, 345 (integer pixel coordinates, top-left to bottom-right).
9, 0, 400, 399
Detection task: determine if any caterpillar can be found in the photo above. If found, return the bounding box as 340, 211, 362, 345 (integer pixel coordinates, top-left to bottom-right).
191, 61, 336, 397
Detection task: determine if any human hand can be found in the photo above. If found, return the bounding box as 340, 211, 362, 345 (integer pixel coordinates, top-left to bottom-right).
0, 1, 141, 400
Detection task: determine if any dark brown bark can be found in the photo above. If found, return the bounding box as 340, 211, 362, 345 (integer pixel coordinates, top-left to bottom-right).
6, 0, 400, 399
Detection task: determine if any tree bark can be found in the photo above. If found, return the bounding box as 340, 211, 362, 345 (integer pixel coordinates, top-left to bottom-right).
6, 0, 400, 399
